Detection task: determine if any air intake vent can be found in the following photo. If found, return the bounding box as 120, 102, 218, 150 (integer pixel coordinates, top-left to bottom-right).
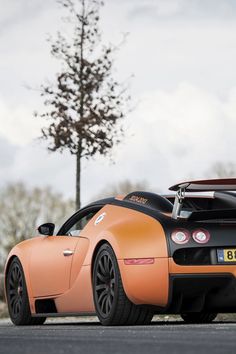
173, 247, 212, 265
35, 299, 57, 314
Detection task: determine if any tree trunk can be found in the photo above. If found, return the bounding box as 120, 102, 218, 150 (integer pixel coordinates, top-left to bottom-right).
76, 150, 81, 211
75, 0, 84, 212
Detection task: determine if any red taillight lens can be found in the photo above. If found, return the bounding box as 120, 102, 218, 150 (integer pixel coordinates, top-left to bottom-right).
171, 229, 190, 244
192, 229, 210, 244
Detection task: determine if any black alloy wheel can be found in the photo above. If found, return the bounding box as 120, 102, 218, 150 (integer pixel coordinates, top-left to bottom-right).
8, 261, 24, 318
94, 249, 115, 317
6, 258, 46, 326
93, 243, 154, 326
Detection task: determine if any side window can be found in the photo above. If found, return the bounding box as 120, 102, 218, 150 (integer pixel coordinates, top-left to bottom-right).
66, 211, 96, 237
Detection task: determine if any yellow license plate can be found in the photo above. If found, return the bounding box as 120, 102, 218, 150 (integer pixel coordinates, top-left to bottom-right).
217, 249, 236, 263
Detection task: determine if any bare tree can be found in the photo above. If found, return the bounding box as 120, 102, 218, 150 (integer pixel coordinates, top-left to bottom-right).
36, 0, 129, 210
206, 162, 236, 178
0, 183, 74, 266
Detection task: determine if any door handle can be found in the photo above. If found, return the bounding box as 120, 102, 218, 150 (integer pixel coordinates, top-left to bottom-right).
63, 249, 74, 256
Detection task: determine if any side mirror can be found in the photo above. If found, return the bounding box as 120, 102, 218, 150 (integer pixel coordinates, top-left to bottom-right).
38, 223, 55, 236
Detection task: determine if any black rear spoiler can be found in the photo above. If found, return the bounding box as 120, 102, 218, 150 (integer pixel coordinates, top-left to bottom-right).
188, 208, 236, 221
170, 178, 236, 219
170, 178, 236, 192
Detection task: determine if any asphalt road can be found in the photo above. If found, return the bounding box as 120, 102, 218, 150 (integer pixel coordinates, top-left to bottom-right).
0, 317, 235, 354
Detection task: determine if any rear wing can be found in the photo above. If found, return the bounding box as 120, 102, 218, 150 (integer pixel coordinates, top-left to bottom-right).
169, 178, 236, 192
169, 178, 236, 219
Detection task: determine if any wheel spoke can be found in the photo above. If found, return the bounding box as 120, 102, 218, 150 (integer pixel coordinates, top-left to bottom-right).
10, 275, 15, 287
109, 265, 114, 276
9, 289, 17, 296
104, 255, 109, 273
11, 268, 16, 281
98, 289, 108, 304
110, 288, 114, 297
95, 250, 117, 317
10, 287, 17, 299
97, 271, 106, 283
95, 284, 106, 291
16, 301, 20, 314
108, 295, 112, 309
9, 278, 15, 288
13, 301, 18, 315
101, 295, 107, 313
105, 296, 109, 314
10, 295, 17, 306
16, 267, 19, 277
98, 260, 106, 275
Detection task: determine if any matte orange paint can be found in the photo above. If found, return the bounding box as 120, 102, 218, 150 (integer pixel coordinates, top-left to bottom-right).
55, 265, 95, 313
30, 236, 79, 297
6, 202, 236, 317
118, 258, 169, 306
5, 204, 170, 314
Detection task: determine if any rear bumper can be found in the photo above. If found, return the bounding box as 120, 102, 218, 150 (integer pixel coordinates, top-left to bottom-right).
166, 273, 236, 313
169, 258, 236, 276
167, 258, 236, 313
119, 257, 236, 312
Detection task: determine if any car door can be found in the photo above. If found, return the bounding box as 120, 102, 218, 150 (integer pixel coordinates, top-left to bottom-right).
30, 235, 79, 297
30, 206, 101, 298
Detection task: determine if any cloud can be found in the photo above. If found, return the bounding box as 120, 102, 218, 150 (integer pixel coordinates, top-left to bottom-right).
0, 135, 17, 169
126, 0, 236, 22
0, 0, 56, 35
0, 97, 43, 145
84, 83, 236, 198
0, 136, 76, 199
128, 0, 183, 20
0, 83, 236, 204
128, 83, 236, 171
0, 0, 236, 207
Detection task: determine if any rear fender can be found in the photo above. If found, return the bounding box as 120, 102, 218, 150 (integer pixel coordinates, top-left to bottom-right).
83, 205, 169, 307
84, 204, 169, 261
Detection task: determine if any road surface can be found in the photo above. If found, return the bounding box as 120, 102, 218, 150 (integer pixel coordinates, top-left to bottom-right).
0, 317, 235, 354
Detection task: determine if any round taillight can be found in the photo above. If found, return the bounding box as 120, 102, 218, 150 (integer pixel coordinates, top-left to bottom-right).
171, 229, 190, 244
192, 229, 210, 244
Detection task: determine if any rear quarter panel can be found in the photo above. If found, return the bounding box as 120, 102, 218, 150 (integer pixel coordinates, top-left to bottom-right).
83, 204, 168, 261
81, 204, 169, 307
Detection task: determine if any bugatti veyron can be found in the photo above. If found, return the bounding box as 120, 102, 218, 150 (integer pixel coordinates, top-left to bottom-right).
5, 178, 236, 326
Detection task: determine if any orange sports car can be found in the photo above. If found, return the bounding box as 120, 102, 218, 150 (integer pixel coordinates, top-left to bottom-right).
4, 178, 236, 326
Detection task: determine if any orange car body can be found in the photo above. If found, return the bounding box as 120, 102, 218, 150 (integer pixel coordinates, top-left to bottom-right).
5, 178, 236, 320
5, 203, 169, 315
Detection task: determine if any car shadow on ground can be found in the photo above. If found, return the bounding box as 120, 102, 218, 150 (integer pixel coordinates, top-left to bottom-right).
42, 320, 236, 327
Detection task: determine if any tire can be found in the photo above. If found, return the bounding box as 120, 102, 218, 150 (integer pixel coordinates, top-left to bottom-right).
92, 243, 153, 326
6, 258, 46, 326
181, 312, 217, 324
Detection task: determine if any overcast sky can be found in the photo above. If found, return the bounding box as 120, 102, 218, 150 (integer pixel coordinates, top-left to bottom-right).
1, 0, 236, 205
